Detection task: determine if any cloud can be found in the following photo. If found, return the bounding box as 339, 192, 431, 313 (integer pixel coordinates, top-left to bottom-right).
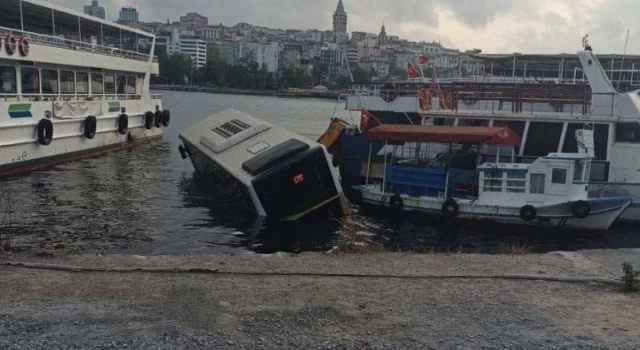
43, 0, 640, 54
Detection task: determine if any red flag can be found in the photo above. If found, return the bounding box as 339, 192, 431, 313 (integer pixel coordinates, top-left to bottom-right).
408, 62, 418, 78
361, 109, 374, 132
419, 55, 429, 65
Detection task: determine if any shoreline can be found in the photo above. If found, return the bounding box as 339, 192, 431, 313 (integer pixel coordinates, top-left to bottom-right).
151, 84, 343, 100
1, 250, 639, 349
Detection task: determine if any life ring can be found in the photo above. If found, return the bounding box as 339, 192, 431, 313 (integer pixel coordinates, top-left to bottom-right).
389, 194, 404, 210
520, 205, 537, 222
144, 111, 154, 130
162, 109, 171, 127
18, 37, 29, 57
5, 35, 17, 55
84, 116, 97, 139
418, 89, 433, 110
572, 200, 591, 219
36, 118, 53, 146
439, 92, 454, 110
441, 199, 459, 217
117, 114, 129, 135
380, 83, 397, 103
154, 110, 163, 128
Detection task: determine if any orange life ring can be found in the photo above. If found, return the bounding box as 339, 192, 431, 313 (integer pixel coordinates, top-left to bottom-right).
439, 92, 454, 110
5, 35, 17, 55
418, 89, 433, 111
18, 37, 29, 57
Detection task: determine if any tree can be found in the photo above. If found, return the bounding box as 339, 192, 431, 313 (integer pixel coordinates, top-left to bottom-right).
157, 53, 192, 84
352, 67, 372, 83
311, 60, 328, 85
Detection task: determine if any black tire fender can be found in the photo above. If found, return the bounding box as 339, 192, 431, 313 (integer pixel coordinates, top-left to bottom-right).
162, 109, 171, 127
441, 199, 459, 217
154, 110, 163, 128
572, 200, 591, 219
117, 114, 129, 135
389, 194, 404, 210
520, 205, 537, 222
144, 111, 154, 130
84, 116, 97, 139
36, 118, 53, 146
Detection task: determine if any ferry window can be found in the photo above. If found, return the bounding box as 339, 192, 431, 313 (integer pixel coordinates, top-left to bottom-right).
92, 74, 104, 94
21, 68, 40, 94
530, 174, 545, 194
433, 118, 455, 126
0, 67, 16, 94
126, 76, 136, 95
524, 122, 563, 156
552, 168, 567, 184
615, 123, 640, 143
506, 173, 526, 193
590, 162, 609, 182
77, 73, 89, 94
574, 161, 584, 181
458, 119, 489, 127
104, 75, 115, 94
563, 124, 609, 161
41, 70, 59, 94
60, 71, 75, 94
116, 75, 126, 95
483, 172, 503, 192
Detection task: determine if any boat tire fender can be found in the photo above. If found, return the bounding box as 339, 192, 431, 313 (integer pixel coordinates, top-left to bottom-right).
390, 194, 403, 210
84, 116, 97, 139
154, 110, 163, 128
18, 37, 29, 56
572, 200, 591, 219
162, 110, 171, 127
144, 111, 154, 130
520, 205, 537, 222
36, 118, 53, 146
117, 114, 129, 135
441, 199, 459, 217
178, 145, 188, 160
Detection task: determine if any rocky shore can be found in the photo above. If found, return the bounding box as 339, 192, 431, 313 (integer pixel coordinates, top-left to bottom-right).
0, 250, 639, 349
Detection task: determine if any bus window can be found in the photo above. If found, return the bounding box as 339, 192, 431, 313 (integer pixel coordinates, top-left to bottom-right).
104, 74, 115, 94
126, 76, 136, 95
116, 75, 126, 95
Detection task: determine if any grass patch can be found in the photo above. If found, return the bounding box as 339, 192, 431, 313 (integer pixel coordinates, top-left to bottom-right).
622, 262, 640, 293
503, 242, 531, 255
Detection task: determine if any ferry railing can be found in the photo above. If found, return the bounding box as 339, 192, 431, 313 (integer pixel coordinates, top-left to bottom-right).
0, 26, 158, 63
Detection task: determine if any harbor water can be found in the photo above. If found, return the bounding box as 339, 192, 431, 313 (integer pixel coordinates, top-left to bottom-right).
4, 91, 640, 255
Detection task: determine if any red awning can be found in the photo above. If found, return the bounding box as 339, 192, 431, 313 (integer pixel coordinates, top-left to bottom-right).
367, 125, 522, 146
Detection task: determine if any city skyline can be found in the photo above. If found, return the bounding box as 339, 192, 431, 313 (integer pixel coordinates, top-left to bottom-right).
56, 0, 640, 54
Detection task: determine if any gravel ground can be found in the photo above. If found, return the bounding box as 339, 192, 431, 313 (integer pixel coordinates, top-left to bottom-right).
1, 250, 639, 349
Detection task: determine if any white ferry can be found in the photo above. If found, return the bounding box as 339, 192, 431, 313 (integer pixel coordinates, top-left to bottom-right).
179, 109, 344, 221
0, 0, 168, 177
327, 45, 640, 222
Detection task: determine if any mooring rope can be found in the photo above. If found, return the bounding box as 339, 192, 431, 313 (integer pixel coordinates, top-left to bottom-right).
0, 262, 623, 288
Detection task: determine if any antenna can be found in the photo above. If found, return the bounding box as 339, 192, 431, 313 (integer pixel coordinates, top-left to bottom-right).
616, 29, 630, 91
582, 34, 592, 51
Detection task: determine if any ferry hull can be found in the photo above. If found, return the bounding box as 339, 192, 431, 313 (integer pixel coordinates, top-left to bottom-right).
0, 115, 164, 178
356, 185, 631, 231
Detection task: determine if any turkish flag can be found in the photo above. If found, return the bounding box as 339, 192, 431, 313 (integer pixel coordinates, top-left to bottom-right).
419, 55, 429, 65
361, 109, 374, 132
408, 62, 418, 78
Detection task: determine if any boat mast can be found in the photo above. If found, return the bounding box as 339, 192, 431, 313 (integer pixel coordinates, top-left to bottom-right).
616, 29, 630, 91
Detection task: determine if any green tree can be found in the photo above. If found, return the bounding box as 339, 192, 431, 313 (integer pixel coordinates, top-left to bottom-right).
352, 67, 372, 83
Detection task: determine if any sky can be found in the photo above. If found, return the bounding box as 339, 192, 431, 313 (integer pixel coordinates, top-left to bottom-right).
46, 0, 640, 54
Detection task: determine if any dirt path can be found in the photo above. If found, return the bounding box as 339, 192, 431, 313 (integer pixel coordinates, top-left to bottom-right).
0, 250, 639, 349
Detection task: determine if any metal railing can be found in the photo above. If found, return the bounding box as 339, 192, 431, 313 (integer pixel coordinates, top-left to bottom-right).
0, 26, 158, 63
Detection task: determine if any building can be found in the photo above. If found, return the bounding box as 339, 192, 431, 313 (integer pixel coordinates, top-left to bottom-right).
204, 26, 223, 41
256, 43, 279, 72
180, 38, 207, 68
333, 0, 347, 34
221, 41, 242, 66
361, 56, 390, 77
83, 0, 105, 19
118, 7, 139, 23
378, 22, 387, 46
180, 12, 209, 32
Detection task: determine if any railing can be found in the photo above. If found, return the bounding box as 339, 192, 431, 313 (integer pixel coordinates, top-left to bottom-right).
0, 93, 144, 102
0, 26, 158, 63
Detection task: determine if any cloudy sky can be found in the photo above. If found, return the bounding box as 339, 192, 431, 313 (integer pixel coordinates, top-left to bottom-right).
46, 0, 640, 54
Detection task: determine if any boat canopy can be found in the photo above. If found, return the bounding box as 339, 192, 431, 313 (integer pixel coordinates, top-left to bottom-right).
367, 125, 522, 146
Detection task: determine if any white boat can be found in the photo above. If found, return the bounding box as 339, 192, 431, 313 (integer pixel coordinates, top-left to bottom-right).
336, 44, 640, 223
178, 108, 344, 221
0, 0, 167, 177
354, 125, 631, 230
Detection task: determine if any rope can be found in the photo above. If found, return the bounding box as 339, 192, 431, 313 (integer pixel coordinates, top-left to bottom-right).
0, 262, 623, 288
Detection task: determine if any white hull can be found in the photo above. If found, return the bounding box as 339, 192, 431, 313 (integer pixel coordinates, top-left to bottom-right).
357, 185, 631, 231
0, 99, 164, 175
591, 182, 640, 222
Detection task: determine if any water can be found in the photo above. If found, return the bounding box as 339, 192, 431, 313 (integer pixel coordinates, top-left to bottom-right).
3, 91, 640, 255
